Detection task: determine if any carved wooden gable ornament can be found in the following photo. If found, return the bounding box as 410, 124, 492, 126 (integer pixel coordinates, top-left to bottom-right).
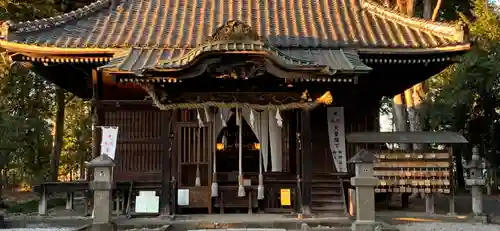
204, 20, 266, 44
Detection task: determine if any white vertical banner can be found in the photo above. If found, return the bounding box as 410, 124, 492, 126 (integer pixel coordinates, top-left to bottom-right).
100, 126, 119, 160
327, 107, 347, 172
269, 109, 282, 172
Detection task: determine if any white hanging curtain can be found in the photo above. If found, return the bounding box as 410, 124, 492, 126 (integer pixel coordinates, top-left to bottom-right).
242, 108, 263, 155
214, 108, 233, 135
211, 108, 233, 197
268, 109, 283, 172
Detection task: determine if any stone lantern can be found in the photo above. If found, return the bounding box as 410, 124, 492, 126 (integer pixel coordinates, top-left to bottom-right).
348, 149, 379, 231
85, 154, 117, 231
464, 146, 486, 216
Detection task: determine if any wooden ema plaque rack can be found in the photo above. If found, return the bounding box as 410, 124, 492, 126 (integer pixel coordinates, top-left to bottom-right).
373, 152, 452, 194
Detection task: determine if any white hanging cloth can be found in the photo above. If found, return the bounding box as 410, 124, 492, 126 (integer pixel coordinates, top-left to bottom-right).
204, 107, 213, 123
249, 109, 256, 128
215, 108, 233, 134
260, 111, 269, 171
196, 109, 204, 127
268, 109, 283, 172
100, 126, 119, 160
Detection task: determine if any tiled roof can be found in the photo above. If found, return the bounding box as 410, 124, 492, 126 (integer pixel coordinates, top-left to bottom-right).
2, 0, 468, 50
99, 46, 371, 74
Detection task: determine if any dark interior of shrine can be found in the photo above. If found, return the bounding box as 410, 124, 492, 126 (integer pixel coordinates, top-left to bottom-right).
215, 115, 261, 174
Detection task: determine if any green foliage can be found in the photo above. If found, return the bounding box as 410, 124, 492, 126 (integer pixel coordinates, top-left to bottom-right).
0, 56, 54, 182
60, 97, 92, 179
0, 0, 93, 188
427, 0, 500, 164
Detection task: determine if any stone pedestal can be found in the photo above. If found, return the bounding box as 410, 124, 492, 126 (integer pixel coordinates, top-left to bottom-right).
85, 155, 117, 231
66, 192, 74, 210
37, 188, 48, 216
465, 147, 486, 216
348, 150, 378, 231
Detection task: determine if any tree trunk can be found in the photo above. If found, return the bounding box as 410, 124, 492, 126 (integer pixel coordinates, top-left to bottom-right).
454, 145, 466, 190
412, 83, 427, 150
392, 94, 409, 150
50, 87, 66, 182
423, 0, 432, 19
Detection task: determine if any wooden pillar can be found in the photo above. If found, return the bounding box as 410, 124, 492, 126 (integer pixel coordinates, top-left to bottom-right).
301, 109, 313, 215
160, 110, 175, 215
87, 69, 103, 216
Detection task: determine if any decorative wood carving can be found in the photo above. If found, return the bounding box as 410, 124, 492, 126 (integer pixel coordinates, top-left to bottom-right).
205, 20, 264, 43
208, 58, 266, 80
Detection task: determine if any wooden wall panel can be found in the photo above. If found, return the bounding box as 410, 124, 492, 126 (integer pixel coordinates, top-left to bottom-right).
103, 109, 166, 182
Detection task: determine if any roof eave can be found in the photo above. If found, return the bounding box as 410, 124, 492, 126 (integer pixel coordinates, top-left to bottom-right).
0, 40, 121, 55
358, 43, 471, 55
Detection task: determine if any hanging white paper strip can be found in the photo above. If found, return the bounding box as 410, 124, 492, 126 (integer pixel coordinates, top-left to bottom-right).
249, 109, 255, 128
275, 109, 283, 128
100, 126, 119, 160
327, 107, 347, 172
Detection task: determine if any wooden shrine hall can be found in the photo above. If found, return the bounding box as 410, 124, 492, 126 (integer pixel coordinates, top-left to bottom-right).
0, 0, 470, 216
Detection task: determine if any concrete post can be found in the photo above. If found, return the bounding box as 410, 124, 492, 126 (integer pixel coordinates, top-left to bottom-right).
464, 147, 486, 216
348, 150, 379, 231
85, 155, 117, 231
38, 186, 48, 216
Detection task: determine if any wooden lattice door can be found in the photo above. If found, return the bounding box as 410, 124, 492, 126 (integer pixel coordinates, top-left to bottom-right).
175, 122, 213, 210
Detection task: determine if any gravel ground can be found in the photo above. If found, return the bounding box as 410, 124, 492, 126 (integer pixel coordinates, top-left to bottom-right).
396, 222, 500, 231
4, 229, 72, 231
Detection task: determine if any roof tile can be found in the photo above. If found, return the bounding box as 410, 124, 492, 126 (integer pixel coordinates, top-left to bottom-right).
4, 0, 468, 49
100, 47, 371, 74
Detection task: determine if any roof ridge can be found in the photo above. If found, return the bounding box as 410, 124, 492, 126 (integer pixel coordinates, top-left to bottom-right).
362, 0, 468, 43
3, 0, 111, 34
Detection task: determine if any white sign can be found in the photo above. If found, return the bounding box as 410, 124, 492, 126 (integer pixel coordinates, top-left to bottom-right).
177, 189, 190, 206
100, 126, 119, 160
327, 107, 347, 172
135, 191, 159, 213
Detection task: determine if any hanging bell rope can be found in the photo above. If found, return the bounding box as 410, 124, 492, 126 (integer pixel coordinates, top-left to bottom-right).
237, 108, 246, 197
257, 110, 265, 200
211, 110, 218, 197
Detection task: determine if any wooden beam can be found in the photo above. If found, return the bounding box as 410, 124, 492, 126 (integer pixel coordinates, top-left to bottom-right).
300, 109, 313, 215
160, 111, 175, 215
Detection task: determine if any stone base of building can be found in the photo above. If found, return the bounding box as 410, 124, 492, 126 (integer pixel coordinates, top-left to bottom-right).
76, 222, 117, 231
351, 220, 377, 231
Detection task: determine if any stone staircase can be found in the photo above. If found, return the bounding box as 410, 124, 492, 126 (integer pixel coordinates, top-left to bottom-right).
311, 173, 348, 216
